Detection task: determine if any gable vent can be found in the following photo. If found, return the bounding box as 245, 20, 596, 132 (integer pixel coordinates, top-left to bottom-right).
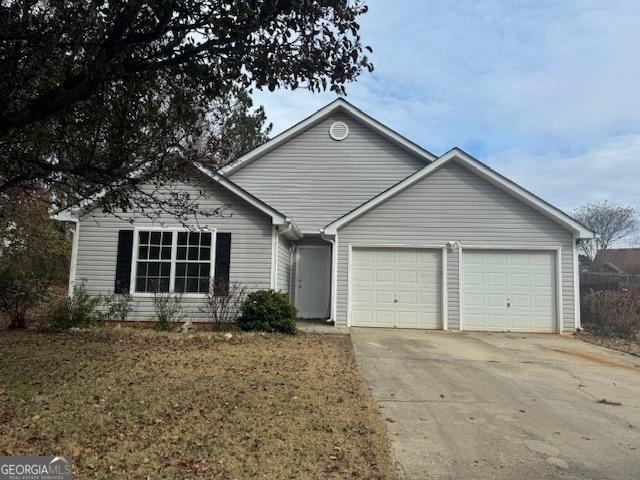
329, 121, 349, 141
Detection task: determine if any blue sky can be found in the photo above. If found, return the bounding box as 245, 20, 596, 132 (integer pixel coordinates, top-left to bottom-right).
252, 0, 640, 220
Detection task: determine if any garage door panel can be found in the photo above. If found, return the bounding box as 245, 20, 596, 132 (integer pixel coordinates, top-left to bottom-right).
352, 288, 372, 303
354, 269, 372, 282
351, 248, 442, 329
374, 290, 394, 303
397, 269, 418, 284
375, 269, 394, 283
462, 250, 556, 333
374, 310, 395, 326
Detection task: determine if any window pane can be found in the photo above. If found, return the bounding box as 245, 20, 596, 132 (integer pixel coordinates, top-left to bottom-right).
188, 247, 198, 260
139, 231, 149, 244
200, 263, 210, 277
186, 277, 198, 292
149, 246, 160, 259
201, 232, 211, 246
161, 262, 171, 276
147, 278, 159, 292
138, 246, 148, 259
136, 262, 148, 276
177, 247, 187, 260
199, 277, 210, 293
162, 232, 173, 245
150, 232, 161, 245
178, 232, 187, 245
135, 277, 146, 292
148, 263, 160, 276
187, 263, 199, 276
159, 278, 170, 292
200, 247, 210, 261
188, 232, 200, 245
161, 246, 172, 260
176, 262, 186, 276
175, 278, 185, 293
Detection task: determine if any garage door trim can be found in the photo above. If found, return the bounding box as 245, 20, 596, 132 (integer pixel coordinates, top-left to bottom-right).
347, 244, 448, 329
459, 245, 563, 333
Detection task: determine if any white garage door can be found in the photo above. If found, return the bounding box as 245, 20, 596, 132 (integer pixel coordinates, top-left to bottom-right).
351, 248, 442, 329
462, 250, 556, 332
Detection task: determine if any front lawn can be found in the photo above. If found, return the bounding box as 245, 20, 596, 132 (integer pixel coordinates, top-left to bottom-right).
0, 329, 396, 479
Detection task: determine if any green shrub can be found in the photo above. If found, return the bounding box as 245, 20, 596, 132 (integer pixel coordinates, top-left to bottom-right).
239, 290, 297, 334
581, 290, 640, 339
46, 283, 103, 331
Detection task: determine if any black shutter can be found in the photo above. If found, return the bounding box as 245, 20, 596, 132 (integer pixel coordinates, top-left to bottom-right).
214, 233, 231, 295
114, 230, 134, 293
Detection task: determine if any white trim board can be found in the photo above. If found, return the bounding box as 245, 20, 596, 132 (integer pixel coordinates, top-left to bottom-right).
323, 148, 594, 239
219, 98, 436, 176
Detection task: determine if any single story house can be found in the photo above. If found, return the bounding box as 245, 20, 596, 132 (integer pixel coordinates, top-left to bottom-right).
57, 99, 594, 333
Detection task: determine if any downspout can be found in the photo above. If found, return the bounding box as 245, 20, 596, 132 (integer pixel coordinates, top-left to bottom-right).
320, 229, 337, 325
273, 221, 294, 291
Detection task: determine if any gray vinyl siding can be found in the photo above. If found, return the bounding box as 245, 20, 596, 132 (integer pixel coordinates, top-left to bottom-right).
276, 234, 292, 297
336, 160, 577, 331
74, 176, 273, 322
228, 111, 426, 233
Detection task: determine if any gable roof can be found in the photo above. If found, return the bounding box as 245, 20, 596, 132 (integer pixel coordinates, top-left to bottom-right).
322, 148, 595, 239
594, 248, 640, 274
218, 98, 437, 176
56, 163, 302, 239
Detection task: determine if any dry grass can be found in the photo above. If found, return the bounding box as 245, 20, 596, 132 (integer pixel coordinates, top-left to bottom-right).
0, 329, 397, 479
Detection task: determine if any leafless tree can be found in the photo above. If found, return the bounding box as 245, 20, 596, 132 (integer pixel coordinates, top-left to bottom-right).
200, 281, 247, 330
573, 201, 638, 267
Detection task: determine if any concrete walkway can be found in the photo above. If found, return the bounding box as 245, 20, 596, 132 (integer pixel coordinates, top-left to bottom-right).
351, 329, 640, 480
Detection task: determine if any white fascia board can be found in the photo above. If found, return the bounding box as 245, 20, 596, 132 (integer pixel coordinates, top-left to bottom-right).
219, 98, 436, 176
324, 148, 594, 239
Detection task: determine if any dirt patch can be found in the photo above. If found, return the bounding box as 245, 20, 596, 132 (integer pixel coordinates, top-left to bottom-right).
0, 329, 397, 479
576, 331, 640, 358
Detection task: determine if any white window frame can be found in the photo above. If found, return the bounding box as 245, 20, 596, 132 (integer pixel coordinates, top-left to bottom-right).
129, 227, 217, 298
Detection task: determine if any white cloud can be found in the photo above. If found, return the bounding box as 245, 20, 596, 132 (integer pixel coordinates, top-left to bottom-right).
490, 134, 640, 213
251, 1, 640, 212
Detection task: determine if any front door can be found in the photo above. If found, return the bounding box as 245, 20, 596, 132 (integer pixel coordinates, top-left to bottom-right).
295, 245, 331, 318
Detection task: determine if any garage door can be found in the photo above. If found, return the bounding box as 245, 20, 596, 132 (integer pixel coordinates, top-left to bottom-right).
462, 250, 556, 332
351, 248, 442, 328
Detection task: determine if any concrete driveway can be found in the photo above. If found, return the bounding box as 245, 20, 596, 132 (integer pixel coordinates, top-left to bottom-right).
351, 329, 640, 480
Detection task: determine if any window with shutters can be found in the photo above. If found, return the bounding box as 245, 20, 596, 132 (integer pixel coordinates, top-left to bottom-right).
131, 229, 217, 295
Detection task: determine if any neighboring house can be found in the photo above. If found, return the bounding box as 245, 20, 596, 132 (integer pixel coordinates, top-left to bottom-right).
57, 99, 594, 333
594, 248, 640, 274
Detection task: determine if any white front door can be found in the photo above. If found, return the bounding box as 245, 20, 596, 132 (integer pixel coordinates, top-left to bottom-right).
351, 248, 442, 329
462, 250, 556, 332
295, 245, 331, 318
